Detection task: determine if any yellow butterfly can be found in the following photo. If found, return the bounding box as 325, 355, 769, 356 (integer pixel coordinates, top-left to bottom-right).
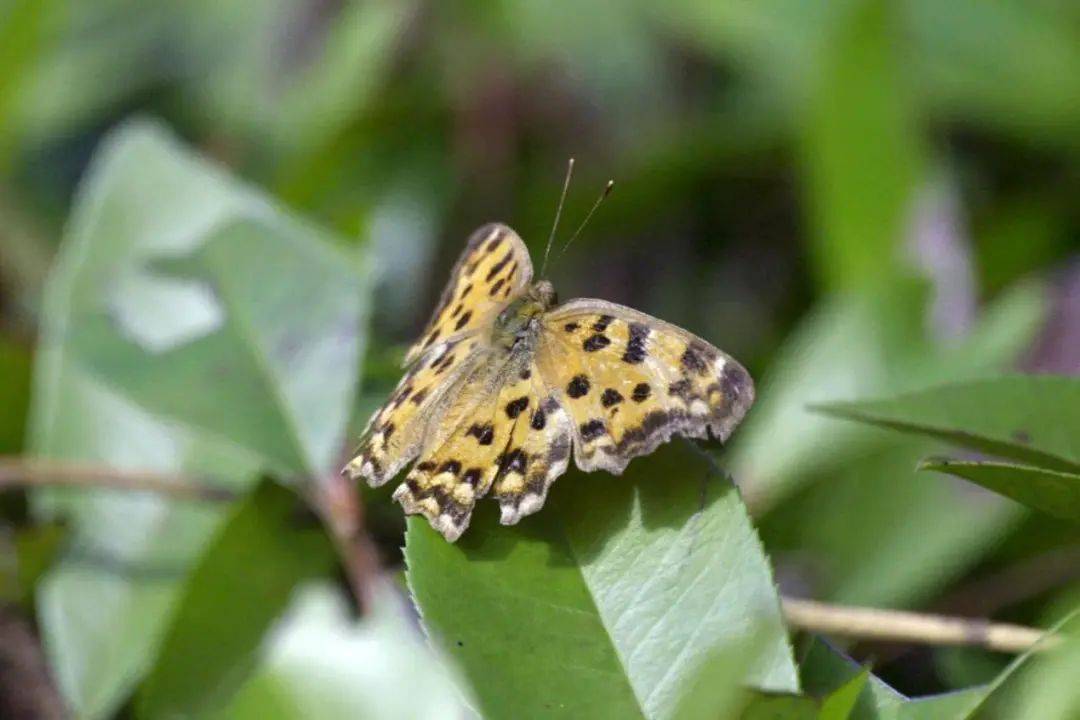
345, 223, 754, 541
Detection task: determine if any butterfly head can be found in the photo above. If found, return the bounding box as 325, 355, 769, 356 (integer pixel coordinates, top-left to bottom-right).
493, 280, 557, 350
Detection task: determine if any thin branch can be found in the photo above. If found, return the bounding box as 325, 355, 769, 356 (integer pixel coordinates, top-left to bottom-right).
782, 597, 1061, 654
0, 458, 235, 502
310, 458, 382, 616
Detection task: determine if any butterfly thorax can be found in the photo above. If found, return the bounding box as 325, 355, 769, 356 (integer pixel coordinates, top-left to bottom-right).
492, 280, 557, 353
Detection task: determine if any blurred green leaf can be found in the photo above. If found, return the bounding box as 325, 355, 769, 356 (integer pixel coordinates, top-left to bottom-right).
814, 376, 1080, 473
800, 0, 923, 293
29, 120, 370, 718
996, 612, 1080, 720
0, 338, 32, 453
0, 0, 50, 166
195, 0, 413, 159
919, 459, 1080, 522
217, 582, 472, 720
732, 279, 1044, 510
405, 441, 798, 720
138, 481, 337, 718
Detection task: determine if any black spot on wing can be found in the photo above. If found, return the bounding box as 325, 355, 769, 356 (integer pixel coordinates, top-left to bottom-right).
583, 334, 611, 352
497, 448, 527, 475
592, 315, 614, 332
632, 382, 651, 402
467, 423, 495, 445
681, 347, 708, 375
454, 310, 473, 331
601, 388, 623, 407
563, 322, 579, 333
505, 396, 529, 419
567, 375, 591, 398
489, 278, 506, 296
623, 323, 649, 364
439, 460, 462, 475
580, 419, 606, 442
463, 468, 483, 486
530, 407, 546, 430
485, 249, 514, 281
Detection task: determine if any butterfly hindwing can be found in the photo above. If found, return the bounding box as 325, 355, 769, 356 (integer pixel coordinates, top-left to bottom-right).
536, 299, 754, 474
345, 335, 486, 486
403, 223, 533, 366
391, 357, 571, 540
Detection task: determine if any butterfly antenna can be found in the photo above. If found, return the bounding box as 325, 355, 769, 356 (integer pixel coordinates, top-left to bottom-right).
557, 179, 614, 261
540, 158, 575, 278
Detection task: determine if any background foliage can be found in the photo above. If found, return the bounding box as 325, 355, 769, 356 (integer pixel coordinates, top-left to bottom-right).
0, 1, 1077, 718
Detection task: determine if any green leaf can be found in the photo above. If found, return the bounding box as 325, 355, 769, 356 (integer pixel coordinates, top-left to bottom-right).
673, 628, 778, 720
218, 582, 473, 720
994, 612, 1080, 720
29, 120, 370, 718
138, 481, 338, 718
740, 693, 820, 720
919, 459, 1080, 522
798, 616, 1078, 720
405, 441, 798, 720
819, 670, 870, 720
813, 376, 1080, 474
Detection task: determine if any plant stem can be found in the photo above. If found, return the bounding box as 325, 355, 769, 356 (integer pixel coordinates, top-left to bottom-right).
781, 597, 1060, 653
0, 458, 235, 502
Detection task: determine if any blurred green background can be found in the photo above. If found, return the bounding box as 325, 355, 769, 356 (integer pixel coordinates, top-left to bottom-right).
0, 0, 1078, 717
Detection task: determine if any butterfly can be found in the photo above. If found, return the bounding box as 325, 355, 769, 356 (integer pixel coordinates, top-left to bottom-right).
344, 223, 754, 541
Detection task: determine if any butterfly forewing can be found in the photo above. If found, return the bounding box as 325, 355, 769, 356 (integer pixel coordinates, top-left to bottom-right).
403, 223, 533, 366
346, 224, 532, 487
536, 299, 754, 474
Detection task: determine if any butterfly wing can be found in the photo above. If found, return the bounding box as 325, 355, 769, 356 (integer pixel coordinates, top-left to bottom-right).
345, 224, 532, 488
344, 335, 487, 486
402, 223, 533, 366
391, 353, 573, 540
535, 299, 754, 475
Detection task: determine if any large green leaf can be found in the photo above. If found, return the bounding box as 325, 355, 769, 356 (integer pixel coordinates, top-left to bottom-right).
138, 481, 338, 718
919, 459, 1080, 522
405, 441, 798, 720
814, 376, 1080, 474
29, 121, 370, 718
